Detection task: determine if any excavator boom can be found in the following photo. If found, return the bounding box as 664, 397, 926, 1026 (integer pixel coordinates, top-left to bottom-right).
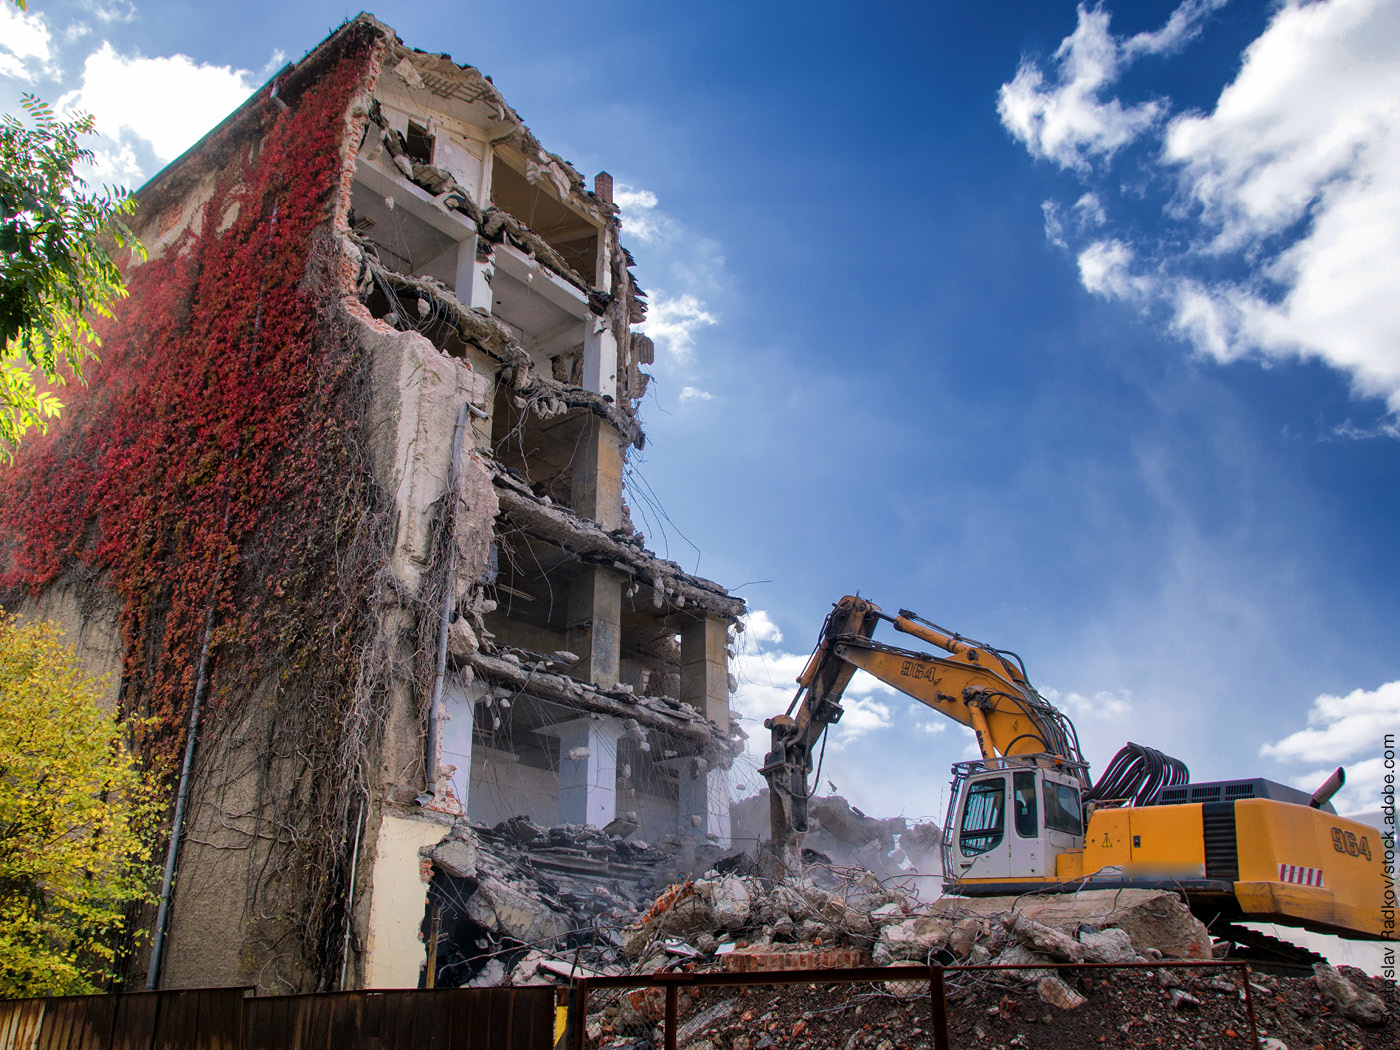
761, 596, 1084, 871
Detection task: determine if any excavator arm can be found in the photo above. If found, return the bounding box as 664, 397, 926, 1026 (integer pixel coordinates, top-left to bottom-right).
760, 596, 1085, 871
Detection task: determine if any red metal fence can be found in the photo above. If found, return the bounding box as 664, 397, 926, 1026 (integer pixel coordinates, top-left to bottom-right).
567, 959, 1267, 1050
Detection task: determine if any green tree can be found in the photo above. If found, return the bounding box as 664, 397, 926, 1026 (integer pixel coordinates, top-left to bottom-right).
1, 4, 143, 463
0, 610, 160, 996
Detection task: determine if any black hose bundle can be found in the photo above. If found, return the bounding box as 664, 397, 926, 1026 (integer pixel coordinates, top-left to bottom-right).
1084, 742, 1189, 806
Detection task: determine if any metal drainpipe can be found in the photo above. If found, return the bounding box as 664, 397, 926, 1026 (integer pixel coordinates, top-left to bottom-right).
424, 402, 469, 798
338, 798, 365, 990
146, 599, 217, 989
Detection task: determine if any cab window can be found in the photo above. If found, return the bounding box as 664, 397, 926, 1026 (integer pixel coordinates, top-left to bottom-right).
1043, 779, 1084, 835
960, 777, 1006, 856
1013, 770, 1039, 838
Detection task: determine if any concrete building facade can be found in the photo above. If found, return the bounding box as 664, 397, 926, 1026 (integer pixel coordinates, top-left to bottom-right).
0, 16, 743, 992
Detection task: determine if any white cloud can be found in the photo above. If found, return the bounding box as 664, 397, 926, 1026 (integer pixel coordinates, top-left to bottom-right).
678, 385, 713, 402
1261, 679, 1400, 814
835, 692, 894, 738
997, 4, 1168, 172
1077, 239, 1142, 300
1042, 200, 1068, 248
1261, 680, 1400, 764
1042, 686, 1133, 720
636, 291, 717, 363
1124, 0, 1230, 57
1072, 192, 1106, 227
59, 42, 257, 168
1008, 0, 1400, 423
915, 719, 947, 735
0, 3, 54, 81
84, 1, 137, 23
742, 610, 783, 645
729, 627, 897, 760
613, 182, 670, 244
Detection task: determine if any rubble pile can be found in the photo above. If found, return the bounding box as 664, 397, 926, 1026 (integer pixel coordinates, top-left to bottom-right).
595, 962, 1394, 1049
569, 873, 1393, 1048
423, 817, 741, 987
423, 825, 1394, 1047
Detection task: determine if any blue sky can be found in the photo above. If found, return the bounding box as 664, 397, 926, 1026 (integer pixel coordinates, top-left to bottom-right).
4, 0, 1398, 821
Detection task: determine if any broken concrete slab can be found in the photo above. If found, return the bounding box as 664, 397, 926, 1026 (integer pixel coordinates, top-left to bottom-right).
872, 917, 955, 966
926, 887, 1214, 959
1003, 911, 1085, 963
1314, 963, 1390, 1025
1078, 926, 1140, 963
428, 836, 477, 879
463, 873, 567, 945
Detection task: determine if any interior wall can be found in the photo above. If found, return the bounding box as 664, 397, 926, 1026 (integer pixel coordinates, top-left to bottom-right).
468, 745, 559, 827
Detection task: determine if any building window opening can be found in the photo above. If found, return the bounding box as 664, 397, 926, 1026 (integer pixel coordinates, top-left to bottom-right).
490, 152, 599, 285
490, 384, 586, 509
406, 120, 435, 165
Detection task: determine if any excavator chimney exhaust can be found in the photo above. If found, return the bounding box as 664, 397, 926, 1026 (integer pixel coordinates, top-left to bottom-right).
1309, 766, 1345, 809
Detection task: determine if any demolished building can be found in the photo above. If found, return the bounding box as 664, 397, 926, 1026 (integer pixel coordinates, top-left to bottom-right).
0, 15, 745, 992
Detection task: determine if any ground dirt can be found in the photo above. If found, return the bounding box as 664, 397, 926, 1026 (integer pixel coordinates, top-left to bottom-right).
588, 965, 1397, 1049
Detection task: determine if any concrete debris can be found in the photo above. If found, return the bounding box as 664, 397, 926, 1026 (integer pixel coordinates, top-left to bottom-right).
466, 958, 506, 988
988, 943, 1055, 983
675, 999, 737, 1046
1002, 911, 1086, 963
1036, 975, 1087, 1010
464, 873, 567, 945
872, 916, 954, 966
1169, 988, 1203, 1009
925, 887, 1214, 959
423, 817, 741, 988
428, 835, 477, 879
946, 916, 984, 959
1313, 962, 1390, 1025
1078, 926, 1140, 963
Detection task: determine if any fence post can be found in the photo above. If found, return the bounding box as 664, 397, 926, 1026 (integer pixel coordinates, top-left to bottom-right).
1236, 963, 1263, 1049
572, 981, 588, 1050
664, 984, 678, 1050
929, 965, 951, 1050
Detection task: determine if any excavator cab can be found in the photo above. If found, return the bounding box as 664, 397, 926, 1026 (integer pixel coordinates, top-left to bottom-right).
944, 760, 1087, 885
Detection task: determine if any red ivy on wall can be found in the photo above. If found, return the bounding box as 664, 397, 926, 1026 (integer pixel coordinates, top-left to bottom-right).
0, 35, 380, 770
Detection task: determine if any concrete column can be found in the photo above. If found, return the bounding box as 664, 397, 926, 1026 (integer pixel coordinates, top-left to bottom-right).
581, 316, 618, 400
673, 758, 732, 846
570, 415, 623, 530
681, 614, 730, 726
455, 235, 494, 312
438, 677, 481, 815
567, 566, 623, 688
544, 716, 625, 828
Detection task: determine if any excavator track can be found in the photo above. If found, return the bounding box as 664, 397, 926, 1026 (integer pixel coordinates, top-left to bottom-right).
1213, 923, 1326, 975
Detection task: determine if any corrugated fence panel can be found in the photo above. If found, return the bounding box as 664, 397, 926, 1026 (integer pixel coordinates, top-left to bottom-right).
1, 986, 553, 1050
0, 1000, 46, 1050
36, 996, 115, 1050
109, 995, 158, 1050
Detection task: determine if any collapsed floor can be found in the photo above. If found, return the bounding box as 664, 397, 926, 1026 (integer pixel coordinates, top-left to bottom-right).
415, 818, 1393, 1047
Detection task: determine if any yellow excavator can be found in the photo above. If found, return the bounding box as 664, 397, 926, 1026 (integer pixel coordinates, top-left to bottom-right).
760, 596, 1387, 943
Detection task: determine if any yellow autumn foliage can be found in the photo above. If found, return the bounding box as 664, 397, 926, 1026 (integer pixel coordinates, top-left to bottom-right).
0, 611, 160, 996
